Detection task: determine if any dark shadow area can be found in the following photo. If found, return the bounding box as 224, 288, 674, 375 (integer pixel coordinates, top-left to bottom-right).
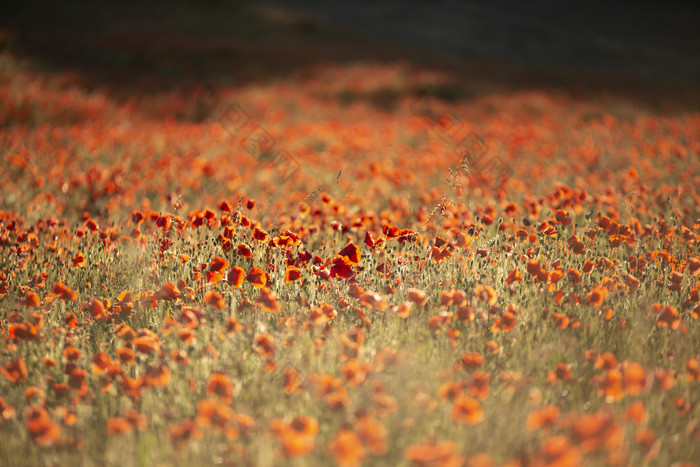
2, 0, 700, 115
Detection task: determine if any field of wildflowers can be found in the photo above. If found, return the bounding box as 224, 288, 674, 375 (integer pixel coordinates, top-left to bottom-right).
1, 2, 699, 466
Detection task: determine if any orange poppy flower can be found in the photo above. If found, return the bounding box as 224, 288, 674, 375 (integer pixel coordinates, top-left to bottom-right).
20, 291, 41, 308
116, 347, 136, 365
395, 301, 412, 319
341, 359, 370, 387
585, 286, 608, 307
206, 256, 230, 283
283, 367, 303, 394
246, 266, 267, 288
72, 251, 86, 268
51, 281, 77, 301
538, 435, 581, 467
0, 397, 16, 421
466, 370, 490, 400
622, 362, 646, 395
338, 243, 361, 265
257, 287, 280, 312
624, 401, 648, 425
254, 333, 275, 356
227, 266, 246, 288
327, 429, 365, 467
474, 285, 497, 306
272, 416, 319, 457
207, 372, 234, 403
505, 269, 522, 286
133, 332, 161, 355
253, 227, 269, 242
403, 440, 465, 466
655, 304, 681, 329
107, 417, 133, 436
407, 288, 428, 307
1, 358, 28, 383
155, 282, 181, 301
687, 358, 700, 381
144, 364, 170, 388
354, 415, 388, 455
170, 419, 203, 445
460, 352, 485, 371
527, 405, 561, 431
330, 256, 355, 279
284, 266, 302, 283
24, 406, 61, 446
451, 394, 484, 425
571, 411, 622, 453
582, 260, 595, 274
195, 398, 234, 429
237, 243, 252, 258
87, 298, 106, 319
204, 290, 225, 310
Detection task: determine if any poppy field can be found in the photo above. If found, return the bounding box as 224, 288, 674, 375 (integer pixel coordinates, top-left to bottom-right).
1, 2, 699, 466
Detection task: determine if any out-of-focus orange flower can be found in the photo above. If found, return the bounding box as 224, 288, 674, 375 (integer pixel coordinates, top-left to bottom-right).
1, 358, 28, 383
354, 415, 388, 456
207, 372, 234, 403
654, 304, 681, 329
341, 359, 370, 387
204, 290, 225, 310
133, 330, 161, 355
24, 406, 61, 446
107, 417, 133, 436
460, 352, 485, 371
654, 369, 675, 391
466, 370, 490, 400
451, 394, 484, 425
72, 251, 86, 268
538, 435, 581, 467
116, 347, 136, 365
144, 364, 170, 388
87, 298, 106, 319
51, 281, 77, 301
283, 367, 303, 394
254, 333, 275, 356
271, 416, 319, 458
624, 401, 648, 425
0, 396, 16, 422
155, 282, 180, 301
403, 440, 465, 466
407, 288, 428, 306
586, 286, 608, 307
195, 398, 235, 429
474, 285, 497, 306
687, 358, 700, 381
327, 429, 365, 467
622, 362, 647, 395
570, 411, 622, 454
257, 287, 280, 312
598, 368, 625, 402
527, 405, 561, 431
170, 419, 202, 446
20, 291, 41, 308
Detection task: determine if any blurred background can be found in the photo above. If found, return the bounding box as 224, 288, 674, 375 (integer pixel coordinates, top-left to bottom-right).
1, 0, 698, 224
